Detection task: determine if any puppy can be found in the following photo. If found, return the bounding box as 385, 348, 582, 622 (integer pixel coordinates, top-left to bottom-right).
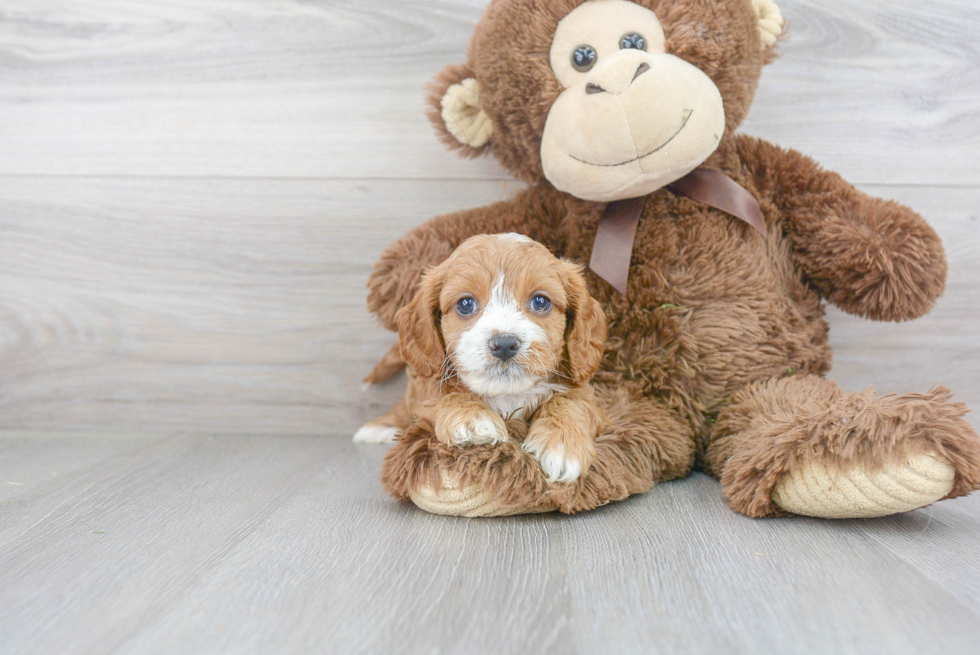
390, 233, 607, 483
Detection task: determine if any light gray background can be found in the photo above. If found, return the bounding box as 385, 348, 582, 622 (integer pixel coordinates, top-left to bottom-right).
1, 1, 978, 653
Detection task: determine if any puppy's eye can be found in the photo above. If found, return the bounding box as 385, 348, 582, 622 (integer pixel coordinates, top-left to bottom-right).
620, 33, 646, 51
571, 45, 597, 72
455, 297, 477, 316
529, 295, 552, 312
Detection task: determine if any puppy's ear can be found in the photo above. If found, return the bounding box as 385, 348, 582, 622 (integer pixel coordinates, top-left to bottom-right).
397, 264, 447, 380
561, 261, 607, 386
426, 63, 493, 158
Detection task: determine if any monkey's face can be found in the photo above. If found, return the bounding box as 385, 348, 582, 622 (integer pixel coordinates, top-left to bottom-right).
428, 0, 782, 198
540, 0, 726, 202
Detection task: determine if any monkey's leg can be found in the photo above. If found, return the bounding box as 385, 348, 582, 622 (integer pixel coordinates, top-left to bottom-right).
706, 375, 980, 518
380, 386, 696, 517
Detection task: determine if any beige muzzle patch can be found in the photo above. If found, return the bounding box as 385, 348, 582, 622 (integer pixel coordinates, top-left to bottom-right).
540, 49, 725, 202
772, 451, 955, 519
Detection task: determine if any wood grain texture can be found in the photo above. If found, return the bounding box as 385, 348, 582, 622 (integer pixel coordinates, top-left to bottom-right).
2, 1, 979, 652
0, 178, 976, 435
1, 0, 978, 435
0, 0, 977, 185
0, 176, 520, 434
1, 435, 978, 655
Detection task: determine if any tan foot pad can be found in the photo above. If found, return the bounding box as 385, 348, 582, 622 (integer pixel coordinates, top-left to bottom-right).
772, 452, 955, 519
410, 471, 557, 518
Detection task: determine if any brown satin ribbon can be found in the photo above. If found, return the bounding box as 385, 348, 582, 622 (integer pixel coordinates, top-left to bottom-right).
588, 167, 766, 294
588, 195, 646, 296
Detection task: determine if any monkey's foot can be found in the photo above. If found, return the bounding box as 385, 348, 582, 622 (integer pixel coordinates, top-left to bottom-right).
411, 471, 555, 518
711, 377, 980, 518
772, 452, 955, 519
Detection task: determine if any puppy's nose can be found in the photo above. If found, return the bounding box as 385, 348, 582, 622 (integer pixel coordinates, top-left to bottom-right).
488, 334, 521, 362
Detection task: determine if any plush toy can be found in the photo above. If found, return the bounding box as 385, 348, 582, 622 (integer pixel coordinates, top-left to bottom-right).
360, 0, 980, 518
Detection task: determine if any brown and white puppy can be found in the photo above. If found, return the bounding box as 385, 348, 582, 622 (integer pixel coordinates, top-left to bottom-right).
398, 233, 606, 483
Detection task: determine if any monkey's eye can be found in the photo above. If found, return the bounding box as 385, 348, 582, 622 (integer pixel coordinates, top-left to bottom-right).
620, 33, 646, 51
571, 45, 597, 72
455, 297, 477, 316
529, 294, 552, 313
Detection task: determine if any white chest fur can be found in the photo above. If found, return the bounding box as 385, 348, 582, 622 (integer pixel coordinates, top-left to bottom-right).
484, 382, 568, 421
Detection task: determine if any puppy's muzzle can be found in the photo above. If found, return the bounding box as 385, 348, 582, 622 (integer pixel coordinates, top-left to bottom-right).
488, 333, 521, 362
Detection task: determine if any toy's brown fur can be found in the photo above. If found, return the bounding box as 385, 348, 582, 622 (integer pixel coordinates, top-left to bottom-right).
370, 0, 980, 516
382, 385, 696, 515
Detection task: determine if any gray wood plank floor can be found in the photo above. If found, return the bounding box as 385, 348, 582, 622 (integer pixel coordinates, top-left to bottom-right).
2, 434, 979, 655
1, 0, 979, 653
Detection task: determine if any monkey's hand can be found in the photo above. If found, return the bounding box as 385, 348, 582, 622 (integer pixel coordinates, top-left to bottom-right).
738, 135, 946, 322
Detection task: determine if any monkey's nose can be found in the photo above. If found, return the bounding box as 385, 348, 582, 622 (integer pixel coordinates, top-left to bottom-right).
586, 61, 651, 96
488, 334, 521, 362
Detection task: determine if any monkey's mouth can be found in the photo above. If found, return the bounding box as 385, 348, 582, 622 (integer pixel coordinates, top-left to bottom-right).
568, 109, 693, 168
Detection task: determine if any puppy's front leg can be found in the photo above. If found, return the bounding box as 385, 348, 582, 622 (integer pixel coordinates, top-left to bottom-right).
426, 393, 509, 448
522, 386, 604, 483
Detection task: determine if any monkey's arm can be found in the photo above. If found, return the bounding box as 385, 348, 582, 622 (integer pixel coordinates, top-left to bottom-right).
736, 135, 946, 322
367, 188, 563, 330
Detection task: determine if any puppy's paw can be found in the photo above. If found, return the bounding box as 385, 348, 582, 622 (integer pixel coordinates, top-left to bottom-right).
439, 412, 508, 447
352, 424, 399, 444
522, 422, 596, 484
522, 440, 583, 483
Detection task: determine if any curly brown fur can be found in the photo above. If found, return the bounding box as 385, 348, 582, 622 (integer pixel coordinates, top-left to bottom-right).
708, 375, 980, 517
381, 385, 696, 514
736, 136, 947, 322
367, 192, 565, 331
367, 0, 980, 517
523, 386, 604, 482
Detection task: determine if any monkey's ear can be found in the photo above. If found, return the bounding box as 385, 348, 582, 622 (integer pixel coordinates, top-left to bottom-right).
426, 63, 493, 157
753, 0, 785, 52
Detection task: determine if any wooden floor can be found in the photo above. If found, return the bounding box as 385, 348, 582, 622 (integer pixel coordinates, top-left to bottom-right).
1, 1, 979, 653
1, 435, 980, 654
